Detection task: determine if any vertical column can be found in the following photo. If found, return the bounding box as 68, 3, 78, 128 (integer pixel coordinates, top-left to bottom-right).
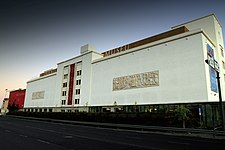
68, 64, 75, 105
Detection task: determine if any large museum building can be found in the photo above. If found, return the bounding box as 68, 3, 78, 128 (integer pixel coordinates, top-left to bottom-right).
24, 14, 225, 123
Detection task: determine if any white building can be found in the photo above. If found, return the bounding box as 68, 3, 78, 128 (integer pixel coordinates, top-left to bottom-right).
24, 14, 225, 114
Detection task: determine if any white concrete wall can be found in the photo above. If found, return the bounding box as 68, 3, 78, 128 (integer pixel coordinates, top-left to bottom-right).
24, 14, 225, 109
56, 56, 82, 107
79, 52, 102, 107
55, 51, 102, 108
24, 74, 57, 108
90, 32, 209, 106
173, 14, 225, 99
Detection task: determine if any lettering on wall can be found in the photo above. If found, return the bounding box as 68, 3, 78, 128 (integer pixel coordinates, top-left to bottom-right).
32, 91, 45, 100
102, 27, 189, 57
113, 71, 159, 91
40, 68, 57, 77
102, 44, 130, 57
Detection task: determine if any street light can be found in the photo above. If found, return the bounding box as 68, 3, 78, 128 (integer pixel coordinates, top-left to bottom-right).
205, 59, 225, 130
4, 89, 8, 98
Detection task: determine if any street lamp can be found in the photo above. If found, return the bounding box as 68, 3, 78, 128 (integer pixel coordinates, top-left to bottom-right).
4, 89, 8, 98
205, 59, 225, 130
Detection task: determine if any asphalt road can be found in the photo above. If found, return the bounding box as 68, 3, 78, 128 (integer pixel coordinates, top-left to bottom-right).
0, 116, 225, 150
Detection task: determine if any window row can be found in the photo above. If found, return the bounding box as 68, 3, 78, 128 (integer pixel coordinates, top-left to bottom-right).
62, 79, 81, 88
61, 99, 80, 105
62, 89, 80, 96
63, 70, 82, 80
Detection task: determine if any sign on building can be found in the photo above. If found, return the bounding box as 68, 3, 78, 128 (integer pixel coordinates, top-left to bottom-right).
113, 71, 159, 91
32, 91, 45, 100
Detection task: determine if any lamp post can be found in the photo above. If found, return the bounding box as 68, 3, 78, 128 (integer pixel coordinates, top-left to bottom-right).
205, 59, 225, 130
4, 89, 8, 98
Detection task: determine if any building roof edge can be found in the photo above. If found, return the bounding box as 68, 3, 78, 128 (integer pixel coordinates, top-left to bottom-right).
172, 14, 222, 29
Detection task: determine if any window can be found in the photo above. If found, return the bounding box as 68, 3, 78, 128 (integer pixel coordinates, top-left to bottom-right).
64, 74, 68, 79
77, 70, 82, 76
76, 79, 81, 85
75, 99, 79, 104
61, 100, 66, 105
220, 44, 224, 57
62, 91, 67, 96
221, 48, 224, 57
49, 108, 52, 112
76, 89, 80, 95
223, 61, 225, 70
63, 82, 67, 87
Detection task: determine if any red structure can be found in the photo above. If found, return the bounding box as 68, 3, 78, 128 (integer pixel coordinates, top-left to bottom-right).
8, 89, 26, 109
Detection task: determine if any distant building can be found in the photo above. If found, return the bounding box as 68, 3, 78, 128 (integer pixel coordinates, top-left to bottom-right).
8, 89, 26, 110
1, 98, 9, 113
23, 14, 225, 127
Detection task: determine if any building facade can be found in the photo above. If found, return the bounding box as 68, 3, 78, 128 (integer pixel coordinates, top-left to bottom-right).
1, 98, 9, 114
8, 89, 26, 110
24, 14, 225, 119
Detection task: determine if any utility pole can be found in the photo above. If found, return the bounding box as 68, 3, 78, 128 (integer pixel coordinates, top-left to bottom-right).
216, 71, 225, 130
205, 59, 225, 130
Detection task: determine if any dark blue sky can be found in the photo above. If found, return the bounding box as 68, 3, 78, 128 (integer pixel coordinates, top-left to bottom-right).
0, 0, 225, 101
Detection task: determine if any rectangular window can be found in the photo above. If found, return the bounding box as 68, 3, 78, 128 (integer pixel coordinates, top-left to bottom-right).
62, 91, 67, 96
61, 100, 66, 105
220, 44, 224, 57
75, 99, 80, 104
75, 89, 80, 95
223, 61, 225, 70
63, 82, 67, 87
224, 74, 225, 84
76, 79, 81, 85
221, 48, 224, 57
64, 74, 68, 79
77, 70, 82, 76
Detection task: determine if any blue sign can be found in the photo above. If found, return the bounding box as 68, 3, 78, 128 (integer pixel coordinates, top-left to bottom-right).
210, 67, 218, 92
207, 44, 218, 93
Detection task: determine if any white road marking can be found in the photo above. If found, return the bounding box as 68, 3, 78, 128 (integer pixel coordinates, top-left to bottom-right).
5, 130, 11, 133
64, 135, 73, 138
37, 139, 50, 144
19, 134, 28, 138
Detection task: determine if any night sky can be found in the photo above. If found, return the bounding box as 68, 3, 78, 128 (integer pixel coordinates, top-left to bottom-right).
0, 0, 225, 104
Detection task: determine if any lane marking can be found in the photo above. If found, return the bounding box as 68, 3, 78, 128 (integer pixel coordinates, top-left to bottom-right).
19, 134, 28, 138
64, 135, 73, 138
5, 130, 11, 133
37, 139, 50, 144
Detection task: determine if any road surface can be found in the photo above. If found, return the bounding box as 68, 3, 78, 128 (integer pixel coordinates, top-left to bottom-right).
0, 116, 224, 150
